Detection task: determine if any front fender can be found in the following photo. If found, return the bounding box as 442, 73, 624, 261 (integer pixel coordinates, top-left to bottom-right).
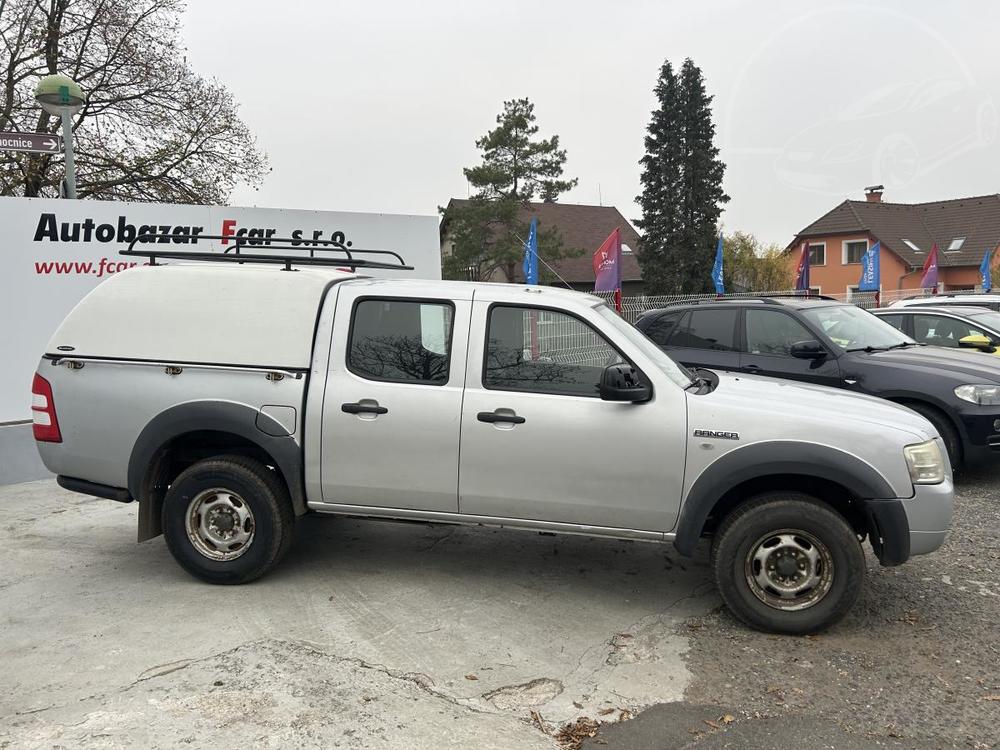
673, 440, 897, 557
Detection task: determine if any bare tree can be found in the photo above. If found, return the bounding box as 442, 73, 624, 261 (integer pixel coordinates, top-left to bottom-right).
0, 0, 267, 202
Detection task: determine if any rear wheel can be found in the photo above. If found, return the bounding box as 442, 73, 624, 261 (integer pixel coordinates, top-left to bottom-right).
162, 455, 294, 584
904, 402, 961, 470
711, 493, 865, 634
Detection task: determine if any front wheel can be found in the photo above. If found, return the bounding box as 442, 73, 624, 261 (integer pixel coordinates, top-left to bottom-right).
162, 455, 294, 584
711, 493, 865, 634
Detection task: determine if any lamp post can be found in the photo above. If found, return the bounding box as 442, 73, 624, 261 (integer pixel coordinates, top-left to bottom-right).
34, 74, 85, 199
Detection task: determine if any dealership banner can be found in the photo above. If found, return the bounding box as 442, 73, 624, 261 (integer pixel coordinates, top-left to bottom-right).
0, 196, 442, 421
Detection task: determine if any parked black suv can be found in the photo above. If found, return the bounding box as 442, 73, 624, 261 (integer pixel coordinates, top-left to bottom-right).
635, 296, 1000, 468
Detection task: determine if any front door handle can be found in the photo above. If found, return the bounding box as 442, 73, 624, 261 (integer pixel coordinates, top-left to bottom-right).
477, 410, 525, 424
342, 401, 388, 415
744, 364, 761, 371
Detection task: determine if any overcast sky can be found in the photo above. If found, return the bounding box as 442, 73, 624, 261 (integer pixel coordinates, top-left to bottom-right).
183, 0, 999, 247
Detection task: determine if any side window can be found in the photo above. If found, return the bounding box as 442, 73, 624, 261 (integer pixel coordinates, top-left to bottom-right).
348, 299, 454, 384
671, 308, 738, 351
484, 306, 622, 397
643, 311, 683, 346
878, 314, 906, 332
913, 314, 984, 347
745, 309, 816, 356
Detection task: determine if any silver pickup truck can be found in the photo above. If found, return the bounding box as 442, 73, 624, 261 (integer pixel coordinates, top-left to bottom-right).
32, 252, 953, 634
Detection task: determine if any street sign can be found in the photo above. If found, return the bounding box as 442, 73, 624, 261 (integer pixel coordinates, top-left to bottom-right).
0, 131, 61, 154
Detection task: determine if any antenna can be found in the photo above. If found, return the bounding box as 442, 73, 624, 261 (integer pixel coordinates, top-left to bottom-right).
598, 183, 602, 206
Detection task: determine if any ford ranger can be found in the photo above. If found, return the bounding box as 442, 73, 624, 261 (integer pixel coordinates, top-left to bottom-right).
32, 246, 954, 634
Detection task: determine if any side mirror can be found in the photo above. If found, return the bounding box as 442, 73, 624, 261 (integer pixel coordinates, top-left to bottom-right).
790, 340, 827, 359
599, 364, 652, 402
959, 335, 996, 352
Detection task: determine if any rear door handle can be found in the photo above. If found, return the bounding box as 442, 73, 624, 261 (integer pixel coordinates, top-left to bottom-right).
342, 401, 388, 415
477, 410, 525, 424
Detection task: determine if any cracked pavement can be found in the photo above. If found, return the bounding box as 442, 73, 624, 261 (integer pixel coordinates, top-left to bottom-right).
0, 480, 716, 748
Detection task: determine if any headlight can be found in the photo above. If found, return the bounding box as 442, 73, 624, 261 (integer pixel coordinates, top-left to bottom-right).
954, 384, 1000, 405
903, 440, 945, 484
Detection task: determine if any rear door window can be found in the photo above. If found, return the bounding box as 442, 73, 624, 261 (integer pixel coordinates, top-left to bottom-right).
878, 314, 906, 332
642, 311, 683, 346
670, 308, 738, 351
348, 298, 454, 384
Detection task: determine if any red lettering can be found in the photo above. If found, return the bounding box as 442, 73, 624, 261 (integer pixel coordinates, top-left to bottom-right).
221, 219, 237, 245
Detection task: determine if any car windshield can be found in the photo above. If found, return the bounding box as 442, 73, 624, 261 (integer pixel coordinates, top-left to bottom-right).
962, 309, 1000, 333
801, 304, 915, 351
595, 304, 695, 387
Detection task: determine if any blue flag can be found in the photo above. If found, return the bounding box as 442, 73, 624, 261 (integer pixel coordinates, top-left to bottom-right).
522, 217, 538, 285
858, 241, 881, 291
980, 250, 993, 292
711, 234, 724, 295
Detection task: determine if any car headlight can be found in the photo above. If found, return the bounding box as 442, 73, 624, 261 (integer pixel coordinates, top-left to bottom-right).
903, 440, 945, 484
954, 384, 1000, 405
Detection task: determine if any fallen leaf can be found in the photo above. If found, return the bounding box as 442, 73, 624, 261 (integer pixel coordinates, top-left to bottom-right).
464, 674, 478, 681
572, 701, 584, 709
598, 707, 617, 716
704, 719, 720, 729
983, 695, 1000, 701
722, 714, 735, 724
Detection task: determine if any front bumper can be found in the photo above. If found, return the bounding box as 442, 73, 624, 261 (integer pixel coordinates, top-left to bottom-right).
863, 477, 954, 566
957, 410, 1000, 463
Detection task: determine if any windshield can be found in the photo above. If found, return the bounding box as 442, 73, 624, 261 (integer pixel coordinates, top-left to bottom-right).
962, 309, 1000, 333
595, 304, 694, 387
801, 304, 915, 351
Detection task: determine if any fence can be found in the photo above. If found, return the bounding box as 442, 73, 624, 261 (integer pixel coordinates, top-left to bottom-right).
594, 288, 934, 324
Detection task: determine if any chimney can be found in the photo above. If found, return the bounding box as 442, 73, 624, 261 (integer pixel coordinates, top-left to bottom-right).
865, 184, 884, 203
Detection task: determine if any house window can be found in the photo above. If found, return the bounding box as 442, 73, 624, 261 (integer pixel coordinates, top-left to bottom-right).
901, 238, 922, 253
843, 240, 868, 264
947, 236, 966, 252
808, 243, 825, 266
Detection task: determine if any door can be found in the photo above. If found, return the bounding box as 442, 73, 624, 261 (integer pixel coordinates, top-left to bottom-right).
664, 307, 741, 371
458, 301, 687, 532
320, 289, 469, 512
740, 308, 842, 387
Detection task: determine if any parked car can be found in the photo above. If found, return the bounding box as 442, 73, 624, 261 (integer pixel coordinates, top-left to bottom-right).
33, 245, 953, 635
874, 305, 1000, 356
889, 293, 1000, 312
635, 296, 1000, 469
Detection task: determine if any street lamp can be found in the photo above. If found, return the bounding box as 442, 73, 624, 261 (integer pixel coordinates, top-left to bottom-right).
34, 74, 85, 199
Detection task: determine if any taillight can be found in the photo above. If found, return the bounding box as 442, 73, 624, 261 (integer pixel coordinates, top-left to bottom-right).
31, 373, 62, 443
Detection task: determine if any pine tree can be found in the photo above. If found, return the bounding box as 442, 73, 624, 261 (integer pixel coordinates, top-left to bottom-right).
636, 59, 729, 294
442, 99, 579, 282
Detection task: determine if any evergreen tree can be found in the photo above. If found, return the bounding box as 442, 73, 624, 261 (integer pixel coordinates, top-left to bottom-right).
636, 58, 729, 294
442, 99, 578, 282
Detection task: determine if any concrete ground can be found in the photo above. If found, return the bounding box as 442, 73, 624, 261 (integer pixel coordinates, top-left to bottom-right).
0, 480, 716, 749
3, 470, 997, 749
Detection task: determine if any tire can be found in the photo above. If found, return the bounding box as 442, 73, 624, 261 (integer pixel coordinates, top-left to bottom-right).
904, 402, 961, 471
711, 493, 865, 635
162, 455, 294, 585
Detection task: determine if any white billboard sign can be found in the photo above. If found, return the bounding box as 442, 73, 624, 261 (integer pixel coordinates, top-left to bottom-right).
0, 196, 442, 421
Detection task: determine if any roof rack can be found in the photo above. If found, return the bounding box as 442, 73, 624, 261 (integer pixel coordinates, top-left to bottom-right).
654, 293, 838, 308
120, 234, 413, 272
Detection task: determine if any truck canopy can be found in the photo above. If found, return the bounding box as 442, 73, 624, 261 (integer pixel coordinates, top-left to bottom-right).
45, 264, 353, 368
